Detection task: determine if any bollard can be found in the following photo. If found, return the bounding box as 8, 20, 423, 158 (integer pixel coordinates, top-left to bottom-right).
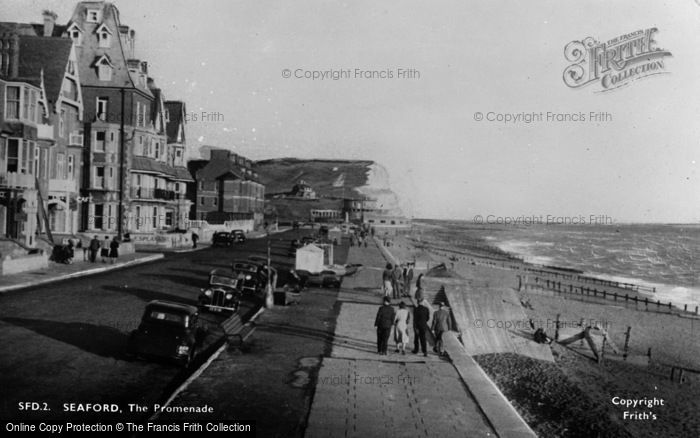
555, 314, 560, 341
623, 326, 631, 360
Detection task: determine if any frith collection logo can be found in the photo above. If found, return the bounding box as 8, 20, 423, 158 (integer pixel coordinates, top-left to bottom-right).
563, 28, 672, 92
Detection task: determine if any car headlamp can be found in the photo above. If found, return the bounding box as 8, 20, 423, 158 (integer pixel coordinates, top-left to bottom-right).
245, 275, 252, 280
204, 289, 212, 297
225, 293, 233, 300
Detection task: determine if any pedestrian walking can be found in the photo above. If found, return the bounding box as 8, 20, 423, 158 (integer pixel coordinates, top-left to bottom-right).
88, 235, 100, 263
432, 302, 452, 356
394, 301, 411, 354
192, 231, 199, 249
109, 236, 120, 264
412, 299, 430, 356
403, 264, 413, 297
100, 236, 110, 263
392, 264, 403, 299
382, 263, 393, 297
374, 296, 395, 355
414, 286, 424, 304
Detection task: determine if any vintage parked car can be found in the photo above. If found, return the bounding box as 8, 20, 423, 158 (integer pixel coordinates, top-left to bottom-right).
198, 268, 242, 313
212, 231, 236, 247
127, 300, 207, 367
295, 269, 342, 289
212, 230, 247, 247
231, 229, 246, 243
230, 260, 265, 295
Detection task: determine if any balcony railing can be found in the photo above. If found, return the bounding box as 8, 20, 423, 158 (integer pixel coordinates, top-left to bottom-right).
0, 172, 35, 189
131, 187, 184, 200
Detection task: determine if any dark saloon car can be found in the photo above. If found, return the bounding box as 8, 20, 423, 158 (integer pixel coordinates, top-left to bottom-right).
231, 261, 264, 295
295, 269, 342, 289
231, 229, 246, 243
198, 268, 242, 313
212, 230, 247, 247
127, 300, 206, 367
212, 231, 236, 247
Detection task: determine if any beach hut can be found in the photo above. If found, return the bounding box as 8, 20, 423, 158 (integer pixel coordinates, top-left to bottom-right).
296, 244, 324, 273
328, 227, 342, 244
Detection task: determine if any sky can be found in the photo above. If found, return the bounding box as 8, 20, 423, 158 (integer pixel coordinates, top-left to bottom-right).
3, 0, 700, 222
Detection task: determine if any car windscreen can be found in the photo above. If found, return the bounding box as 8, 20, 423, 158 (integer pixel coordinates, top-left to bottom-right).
210, 275, 238, 287
147, 310, 189, 326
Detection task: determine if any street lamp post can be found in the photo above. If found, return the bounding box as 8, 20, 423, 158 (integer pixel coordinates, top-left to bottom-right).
264, 229, 274, 308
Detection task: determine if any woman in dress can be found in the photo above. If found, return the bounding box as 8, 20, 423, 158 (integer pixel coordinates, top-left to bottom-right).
109, 236, 120, 264
394, 301, 411, 355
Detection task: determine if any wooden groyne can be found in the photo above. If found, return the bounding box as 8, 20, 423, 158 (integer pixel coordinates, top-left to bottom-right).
519, 275, 699, 317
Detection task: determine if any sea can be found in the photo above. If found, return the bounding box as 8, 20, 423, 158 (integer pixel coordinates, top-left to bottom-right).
414, 220, 700, 310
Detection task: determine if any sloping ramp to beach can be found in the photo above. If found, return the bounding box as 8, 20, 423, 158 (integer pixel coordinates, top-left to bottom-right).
424, 277, 554, 362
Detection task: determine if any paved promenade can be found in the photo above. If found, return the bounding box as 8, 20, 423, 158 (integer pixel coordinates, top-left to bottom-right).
305, 242, 496, 438
0, 251, 163, 293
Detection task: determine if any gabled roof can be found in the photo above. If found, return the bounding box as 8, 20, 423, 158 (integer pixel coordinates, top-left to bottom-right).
67, 1, 151, 96
17, 36, 73, 105
66, 22, 83, 33
94, 23, 113, 34
196, 161, 245, 182
132, 156, 194, 182
92, 54, 114, 67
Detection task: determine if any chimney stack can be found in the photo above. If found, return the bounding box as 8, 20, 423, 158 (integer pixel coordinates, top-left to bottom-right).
42, 10, 58, 37
8, 33, 20, 78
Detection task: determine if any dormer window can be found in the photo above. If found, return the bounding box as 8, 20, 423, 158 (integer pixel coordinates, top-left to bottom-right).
87, 9, 101, 23
94, 55, 114, 82
67, 23, 83, 46
96, 24, 112, 48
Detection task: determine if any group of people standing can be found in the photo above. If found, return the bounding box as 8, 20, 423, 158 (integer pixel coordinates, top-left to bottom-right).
381, 263, 415, 299
87, 235, 120, 264
374, 294, 453, 357
349, 230, 369, 248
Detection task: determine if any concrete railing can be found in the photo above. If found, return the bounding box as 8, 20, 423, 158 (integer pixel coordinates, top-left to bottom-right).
443, 333, 538, 438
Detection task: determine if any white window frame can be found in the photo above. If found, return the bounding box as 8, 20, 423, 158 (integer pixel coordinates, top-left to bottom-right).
70, 29, 82, 46
67, 155, 74, 179
95, 166, 105, 189
98, 30, 111, 48
59, 108, 66, 137
96, 97, 108, 121
98, 62, 112, 81
56, 152, 65, 179
5, 85, 20, 120
94, 131, 106, 152
86, 9, 101, 23
5, 84, 39, 123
